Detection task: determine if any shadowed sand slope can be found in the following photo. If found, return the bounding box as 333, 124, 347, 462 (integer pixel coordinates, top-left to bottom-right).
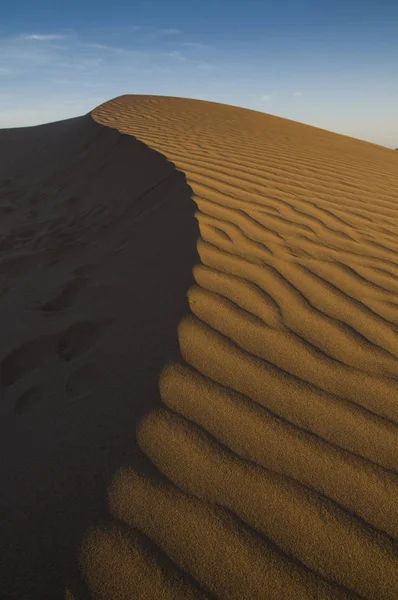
0, 114, 199, 599
68, 95, 398, 600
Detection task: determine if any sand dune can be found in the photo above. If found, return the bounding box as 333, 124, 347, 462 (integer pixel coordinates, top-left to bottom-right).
0, 95, 397, 599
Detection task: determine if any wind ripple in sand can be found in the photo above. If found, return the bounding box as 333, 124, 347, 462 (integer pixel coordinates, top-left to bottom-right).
75, 96, 398, 600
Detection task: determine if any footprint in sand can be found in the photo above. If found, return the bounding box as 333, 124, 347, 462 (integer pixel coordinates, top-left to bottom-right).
0, 252, 42, 277
39, 277, 87, 313
56, 321, 107, 363
0, 237, 17, 251
0, 205, 15, 215
14, 383, 47, 415
65, 362, 100, 402
0, 335, 53, 387
72, 263, 100, 278
1, 321, 108, 388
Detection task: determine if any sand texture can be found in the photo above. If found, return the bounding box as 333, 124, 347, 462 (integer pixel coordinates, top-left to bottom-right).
0, 95, 397, 599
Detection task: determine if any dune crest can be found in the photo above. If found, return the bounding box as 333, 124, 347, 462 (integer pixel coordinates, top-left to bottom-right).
0, 110, 199, 599
65, 96, 398, 599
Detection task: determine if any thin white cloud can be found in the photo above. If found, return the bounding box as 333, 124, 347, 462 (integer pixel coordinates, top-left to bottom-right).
0, 27, 223, 128
182, 42, 215, 50
1, 30, 207, 77
159, 28, 182, 35
79, 42, 144, 56
21, 34, 68, 41
81, 42, 111, 50
196, 63, 214, 70
261, 93, 274, 101
167, 51, 185, 61
58, 57, 105, 71
0, 34, 107, 72
293, 91, 303, 97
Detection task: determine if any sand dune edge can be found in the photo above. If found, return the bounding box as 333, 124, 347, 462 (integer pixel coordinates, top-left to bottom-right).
16, 95, 396, 600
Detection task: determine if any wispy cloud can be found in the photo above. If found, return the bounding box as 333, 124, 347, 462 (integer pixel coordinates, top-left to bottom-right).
167, 51, 185, 61
20, 34, 68, 41
54, 78, 105, 88
196, 63, 214, 70
261, 93, 275, 101
60, 58, 105, 71
0, 33, 145, 73
182, 42, 215, 51
159, 28, 182, 35
78, 25, 142, 37
293, 91, 303, 97
79, 42, 146, 56
0, 27, 221, 94
0, 26, 223, 128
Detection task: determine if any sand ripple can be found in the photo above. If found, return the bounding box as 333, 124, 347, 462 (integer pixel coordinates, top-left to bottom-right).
75, 95, 398, 600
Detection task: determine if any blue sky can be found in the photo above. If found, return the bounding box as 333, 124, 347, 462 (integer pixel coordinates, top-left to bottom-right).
1, 0, 397, 147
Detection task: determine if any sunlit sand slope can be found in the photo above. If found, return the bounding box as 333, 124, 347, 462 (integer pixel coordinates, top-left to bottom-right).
80, 96, 398, 599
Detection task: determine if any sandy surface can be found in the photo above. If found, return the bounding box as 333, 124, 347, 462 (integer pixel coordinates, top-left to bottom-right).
0, 95, 397, 600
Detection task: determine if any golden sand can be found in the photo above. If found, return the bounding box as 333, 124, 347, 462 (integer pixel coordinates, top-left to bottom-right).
0, 95, 397, 599
75, 96, 398, 599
